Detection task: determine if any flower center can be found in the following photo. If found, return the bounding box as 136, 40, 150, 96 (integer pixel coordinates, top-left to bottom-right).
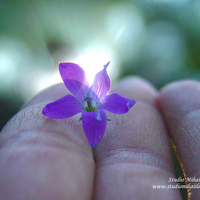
85, 99, 95, 112
84, 95, 96, 112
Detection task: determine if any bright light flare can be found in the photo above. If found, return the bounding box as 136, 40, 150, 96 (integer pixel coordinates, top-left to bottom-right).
75, 49, 111, 85
22, 70, 62, 100
32, 70, 62, 94
26, 47, 118, 100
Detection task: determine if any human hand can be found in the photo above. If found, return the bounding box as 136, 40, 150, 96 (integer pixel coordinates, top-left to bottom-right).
0, 77, 199, 200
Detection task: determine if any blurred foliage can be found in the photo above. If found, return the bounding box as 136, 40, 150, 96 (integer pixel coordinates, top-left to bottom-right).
0, 1, 200, 103
171, 144, 188, 200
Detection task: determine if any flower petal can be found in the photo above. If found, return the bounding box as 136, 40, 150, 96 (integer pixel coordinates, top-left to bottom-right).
82, 110, 107, 148
42, 94, 83, 119
100, 93, 136, 114
59, 62, 89, 99
91, 62, 111, 101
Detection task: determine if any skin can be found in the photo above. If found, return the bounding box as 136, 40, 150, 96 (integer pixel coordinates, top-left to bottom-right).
0, 76, 199, 200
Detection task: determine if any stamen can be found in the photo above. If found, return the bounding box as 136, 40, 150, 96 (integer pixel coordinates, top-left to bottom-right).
87, 99, 92, 109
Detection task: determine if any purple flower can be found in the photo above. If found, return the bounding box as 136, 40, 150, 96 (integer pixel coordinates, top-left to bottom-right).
42, 62, 136, 147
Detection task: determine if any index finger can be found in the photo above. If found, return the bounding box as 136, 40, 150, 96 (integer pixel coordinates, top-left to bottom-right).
93, 77, 182, 200
0, 84, 94, 200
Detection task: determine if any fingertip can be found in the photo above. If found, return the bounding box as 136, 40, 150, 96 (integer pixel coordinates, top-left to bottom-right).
160, 79, 200, 96
158, 79, 200, 118
21, 83, 69, 110
112, 76, 158, 106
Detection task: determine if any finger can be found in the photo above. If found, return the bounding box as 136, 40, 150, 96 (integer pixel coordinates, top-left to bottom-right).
21, 83, 69, 109
93, 77, 182, 200
0, 83, 94, 200
112, 76, 157, 106
158, 80, 200, 199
